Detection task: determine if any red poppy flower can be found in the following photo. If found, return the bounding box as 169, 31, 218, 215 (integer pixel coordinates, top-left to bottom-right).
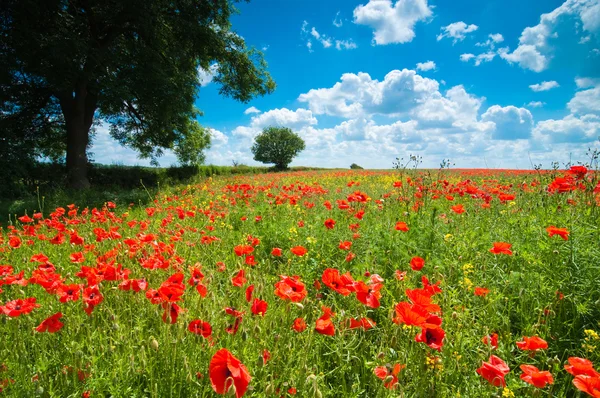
234, 245, 254, 257
354, 280, 382, 309
315, 306, 335, 336
405, 289, 441, 313
8, 236, 22, 248
393, 302, 433, 327
292, 318, 307, 332
451, 204, 465, 214
324, 218, 336, 229
519, 365, 554, 388
161, 302, 183, 324
231, 270, 247, 287
516, 336, 548, 351
36, 312, 64, 333
373, 363, 404, 389
321, 268, 354, 296
274, 275, 308, 302
209, 348, 251, 397
410, 256, 425, 271
245, 285, 254, 302
290, 246, 307, 257
271, 248, 282, 257
188, 320, 212, 338
338, 241, 352, 251
244, 255, 256, 267
482, 333, 499, 350
348, 317, 376, 330
489, 242, 513, 255
251, 298, 268, 317
395, 221, 409, 232
83, 285, 103, 315
564, 357, 600, 377
0, 297, 40, 317
415, 316, 445, 351
546, 226, 569, 241
69, 252, 85, 263
57, 284, 81, 303
216, 262, 226, 272
477, 355, 510, 387
395, 270, 407, 281
474, 287, 490, 297
345, 252, 356, 262
573, 375, 600, 397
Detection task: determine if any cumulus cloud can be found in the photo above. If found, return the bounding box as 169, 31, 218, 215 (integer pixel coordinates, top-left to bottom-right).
567, 84, 600, 114
297, 69, 439, 118
416, 61, 436, 71
353, 0, 433, 45
476, 33, 505, 49
437, 22, 479, 43
529, 81, 560, 92
533, 114, 600, 143
208, 128, 228, 147
335, 40, 358, 50
499, 0, 600, 72
311, 27, 333, 48
460, 53, 475, 62
250, 108, 318, 129
244, 106, 261, 115
481, 105, 534, 140
575, 77, 600, 89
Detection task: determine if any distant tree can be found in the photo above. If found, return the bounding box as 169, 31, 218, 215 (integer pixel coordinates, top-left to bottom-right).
1, 0, 275, 188
350, 163, 363, 169
251, 127, 305, 170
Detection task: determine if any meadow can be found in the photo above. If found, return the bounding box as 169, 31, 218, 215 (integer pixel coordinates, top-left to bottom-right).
1, 167, 599, 397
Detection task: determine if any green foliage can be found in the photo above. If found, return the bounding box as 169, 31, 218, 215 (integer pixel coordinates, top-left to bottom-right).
251, 126, 306, 170
1, 0, 275, 181
350, 163, 364, 170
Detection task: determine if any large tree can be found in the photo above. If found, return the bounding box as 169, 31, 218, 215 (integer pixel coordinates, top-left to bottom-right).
0, 0, 275, 188
251, 126, 305, 170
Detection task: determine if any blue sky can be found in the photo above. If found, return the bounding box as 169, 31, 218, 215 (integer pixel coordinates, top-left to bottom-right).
92, 0, 600, 169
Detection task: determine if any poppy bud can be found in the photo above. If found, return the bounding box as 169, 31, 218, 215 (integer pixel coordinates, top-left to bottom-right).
390, 336, 397, 347
265, 382, 275, 395
452, 312, 459, 319
294, 302, 304, 309
150, 338, 159, 351
35, 387, 44, 395
225, 379, 237, 396
254, 324, 262, 335
377, 352, 385, 359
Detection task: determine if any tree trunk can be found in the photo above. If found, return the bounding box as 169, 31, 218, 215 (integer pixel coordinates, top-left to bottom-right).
58, 80, 97, 189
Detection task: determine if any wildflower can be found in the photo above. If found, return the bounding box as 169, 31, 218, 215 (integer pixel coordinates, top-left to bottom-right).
477, 355, 510, 387
292, 318, 307, 333
489, 242, 513, 255
546, 226, 569, 241
271, 248, 282, 257
564, 357, 599, 377
251, 298, 268, 317
188, 320, 212, 339
324, 219, 335, 229
516, 336, 548, 351
395, 221, 409, 232
474, 287, 490, 297
274, 275, 307, 302
231, 270, 247, 287
209, 349, 251, 397
373, 363, 404, 389
315, 306, 335, 336
519, 365, 554, 388
0, 297, 40, 317
35, 312, 64, 333
290, 246, 307, 257
482, 333, 499, 350
410, 257, 425, 271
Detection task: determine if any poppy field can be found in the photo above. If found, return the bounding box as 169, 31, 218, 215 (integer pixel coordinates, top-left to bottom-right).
1, 167, 600, 397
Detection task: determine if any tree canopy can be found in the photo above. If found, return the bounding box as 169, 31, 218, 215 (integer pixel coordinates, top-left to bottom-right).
251, 126, 305, 170
0, 0, 275, 188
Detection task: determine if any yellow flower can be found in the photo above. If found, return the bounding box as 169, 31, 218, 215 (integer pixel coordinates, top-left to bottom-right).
502, 388, 515, 398
444, 234, 454, 242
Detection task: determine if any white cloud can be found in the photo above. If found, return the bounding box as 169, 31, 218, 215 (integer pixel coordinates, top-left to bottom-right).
307, 40, 313, 52
460, 52, 495, 66
335, 39, 358, 50
575, 77, 600, 88
499, 0, 600, 72
481, 105, 534, 140
311, 27, 332, 48
250, 108, 318, 129
476, 33, 505, 49
333, 11, 343, 27
533, 114, 600, 143
416, 60, 436, 71
353, 0, 433, 45
529, 80, 560, 92
208, 128, 228, 147
244, 106, 261, 115
527, 101, 545, 108
298, 69, 439, 118
437, 22, 479, 43
567, 85, 600, 114
197, 64, 218, 87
